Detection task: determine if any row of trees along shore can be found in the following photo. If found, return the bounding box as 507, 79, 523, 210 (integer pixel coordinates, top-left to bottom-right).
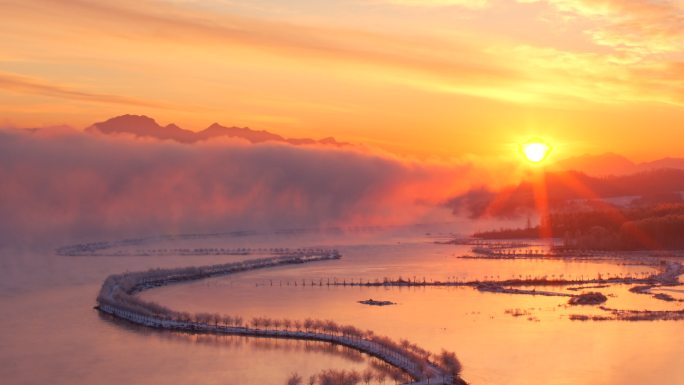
287, 368, 402, 385
58, 236, 335, 256
96, 253, 463, 385
286, 358, 460, 385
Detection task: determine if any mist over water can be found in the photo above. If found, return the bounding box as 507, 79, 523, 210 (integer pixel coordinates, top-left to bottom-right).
0, 129, 473, 248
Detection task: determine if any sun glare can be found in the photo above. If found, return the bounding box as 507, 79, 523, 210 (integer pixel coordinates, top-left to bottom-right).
522, 141, 551, 163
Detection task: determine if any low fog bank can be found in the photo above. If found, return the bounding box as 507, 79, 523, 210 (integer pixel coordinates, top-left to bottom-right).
0, 129, 475, 251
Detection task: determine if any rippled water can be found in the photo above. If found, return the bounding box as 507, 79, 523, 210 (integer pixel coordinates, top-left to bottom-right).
2, 229, 683, 385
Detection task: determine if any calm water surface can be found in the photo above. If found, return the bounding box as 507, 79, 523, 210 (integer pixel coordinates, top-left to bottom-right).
2, 229, 683, 385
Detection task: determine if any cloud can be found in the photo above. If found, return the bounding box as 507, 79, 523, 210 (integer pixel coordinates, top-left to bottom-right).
0, 129, 472, 247
1, 0, 491, 72
529, 0, 684, 54
377, 0, 490, 8
497, 45, 684, 106
0, 0, 521, 104
2, 0, 682, 114
0, 72, 175, 109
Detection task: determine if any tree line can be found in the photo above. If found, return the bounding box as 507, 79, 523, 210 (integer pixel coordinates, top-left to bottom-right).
475, 203, 684, 250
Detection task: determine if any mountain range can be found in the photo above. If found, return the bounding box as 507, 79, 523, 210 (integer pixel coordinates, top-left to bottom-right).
86, 114, 349, 146
550, 152, 684, 176
20, 116, 684, 175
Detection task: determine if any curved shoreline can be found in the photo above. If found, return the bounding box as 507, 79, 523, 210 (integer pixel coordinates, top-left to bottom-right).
95, 251, 463, 385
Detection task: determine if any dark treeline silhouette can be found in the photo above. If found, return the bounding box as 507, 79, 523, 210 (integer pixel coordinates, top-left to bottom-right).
474, 203, 684, 250
449, 168, 684, 218
472, 228, 538, 239
58, 232, 335, 256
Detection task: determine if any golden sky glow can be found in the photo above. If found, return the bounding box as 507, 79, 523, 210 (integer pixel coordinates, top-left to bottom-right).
1, 0, 684, 160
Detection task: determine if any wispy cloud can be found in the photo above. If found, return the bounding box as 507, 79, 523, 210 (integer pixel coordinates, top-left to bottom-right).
3, 0, 682, 108
527, 0, 684, 54
0, 0, 526, 104
0, 72, 175, 109
377, 0, 490, 8
494, 45, 684, 106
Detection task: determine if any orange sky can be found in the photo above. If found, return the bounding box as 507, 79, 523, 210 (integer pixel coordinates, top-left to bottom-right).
1, 0, 683, 161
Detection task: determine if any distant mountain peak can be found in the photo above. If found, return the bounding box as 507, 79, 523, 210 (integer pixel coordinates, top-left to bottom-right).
551, 152, 684, 177
639, 157, 684, 172
319, 137, 341, 145
85, 114, 350, 147
197, 123, 285, 143
87, 114, 196, 142
551, 152, 636, 176
92, 114, 159, 130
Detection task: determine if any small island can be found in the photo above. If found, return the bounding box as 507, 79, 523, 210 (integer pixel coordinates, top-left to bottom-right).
568, 292, 608, 305
358, 298, 396, 306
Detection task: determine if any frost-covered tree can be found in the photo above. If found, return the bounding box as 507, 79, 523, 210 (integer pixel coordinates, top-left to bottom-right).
286, 373, 303, 385
362, 368, 374, 385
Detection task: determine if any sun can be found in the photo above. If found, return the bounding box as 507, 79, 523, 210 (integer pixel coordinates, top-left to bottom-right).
521, 140, 551, 163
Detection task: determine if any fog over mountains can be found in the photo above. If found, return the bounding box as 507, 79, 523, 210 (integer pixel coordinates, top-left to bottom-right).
86, 114, 349, 146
